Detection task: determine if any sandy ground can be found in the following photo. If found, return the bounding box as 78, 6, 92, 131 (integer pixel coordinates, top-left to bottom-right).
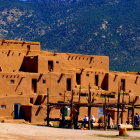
0, 123, 140, 140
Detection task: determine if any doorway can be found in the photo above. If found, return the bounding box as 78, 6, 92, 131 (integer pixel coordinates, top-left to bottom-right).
121, 79, 125, 91
95, 75, 99, 86
14, 104, 20, 119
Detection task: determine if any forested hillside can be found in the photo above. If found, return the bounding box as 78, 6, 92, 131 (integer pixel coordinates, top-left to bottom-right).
0, 0, 139, 71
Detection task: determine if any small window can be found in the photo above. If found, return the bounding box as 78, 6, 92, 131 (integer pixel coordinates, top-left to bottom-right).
1, 105, 6, 109
43, 80, 46, 84
76, 73, 81, 85
86, 73, 89, 77
10, 80, 14, 84
121, 79, 125, 91
48, 61, 53, 71
67, 78, 71, 91
98, 107, 103, 118
32, 79, 37, 93
56, 61, 59, 64
30, 98, 33, 104
27, 45, 30, 50
95, 75, 99, 86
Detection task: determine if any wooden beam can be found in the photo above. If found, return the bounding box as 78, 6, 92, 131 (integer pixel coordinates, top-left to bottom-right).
70, 90, 74, 129
47, 88, 50, 126
117, 82, 121, 130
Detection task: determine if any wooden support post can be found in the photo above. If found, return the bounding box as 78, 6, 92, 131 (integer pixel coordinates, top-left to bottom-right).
104, 95, 107, 130
76, 86, 81, 128
132, 102, 134, 128
121, 91, 125, 124
64, 90, 66, 102
127, 96, 130, 124
62, 91, 66, 128
88, 84, 91, 130
47, 88, 50, 126
70, 90, 74, 129
117, 82, 121, 130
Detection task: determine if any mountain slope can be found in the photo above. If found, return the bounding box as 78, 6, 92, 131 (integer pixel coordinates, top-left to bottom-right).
0, 0, 140, 71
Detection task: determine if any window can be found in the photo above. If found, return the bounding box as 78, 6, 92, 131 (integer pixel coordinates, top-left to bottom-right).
27, 45, 30, 51
76, 73, 81, 85
98, 107, 103, 118
10, 80, 14, 84
67, 78, 71, 91
30, 98, 33, 104
43, 80, 46, 84
121, 79, 125, 91
1, 105, 6, 109
48, 61, 53, 71
95, 75, 99, 86
32, 79, 37, 93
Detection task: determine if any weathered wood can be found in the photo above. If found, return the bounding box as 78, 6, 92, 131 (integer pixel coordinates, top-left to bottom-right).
132, 102, 134, 128
88, 84, 91, 130
104, 95, 107, 130
47, 88, 50, 126
117, 82, 121, 130
70, 90, 74, 129
62, 91, 66, 128
121, 91, 125, 124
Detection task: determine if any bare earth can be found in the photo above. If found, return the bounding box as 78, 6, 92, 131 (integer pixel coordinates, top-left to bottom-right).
0, 123, 139, 140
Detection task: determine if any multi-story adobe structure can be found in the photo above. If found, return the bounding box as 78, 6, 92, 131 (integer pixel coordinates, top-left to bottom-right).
0, 39, 139, 125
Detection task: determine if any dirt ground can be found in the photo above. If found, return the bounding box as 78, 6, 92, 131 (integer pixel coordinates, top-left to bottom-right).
0, 123, 140, 140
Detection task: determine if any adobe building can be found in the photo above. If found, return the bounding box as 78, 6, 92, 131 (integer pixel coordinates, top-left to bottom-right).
0, 39, 139, 125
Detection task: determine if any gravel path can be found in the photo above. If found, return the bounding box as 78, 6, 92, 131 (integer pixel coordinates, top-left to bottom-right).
0, 123, 139, 140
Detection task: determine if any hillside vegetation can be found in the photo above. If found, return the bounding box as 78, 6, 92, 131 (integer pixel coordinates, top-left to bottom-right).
0, 0, 139, 71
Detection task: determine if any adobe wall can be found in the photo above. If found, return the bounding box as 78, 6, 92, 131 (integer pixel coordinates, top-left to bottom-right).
0, 39, 139, 126
108, 72, 140, 95
0, 96, 29, 117
0, 40, 40, 51
37, 53, 109, 73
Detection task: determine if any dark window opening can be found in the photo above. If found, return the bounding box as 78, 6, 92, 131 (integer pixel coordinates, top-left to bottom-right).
76, 73, 81, 85
43, 80, 46, 84
27, 45, 30, 51
80, 93, 88, 96
67, 78, 71, 91
121, 79, 125, 91
56, 61, 59, 64
32, 79, 37, 93
95, 75, 99, 86
19, 56, 38, 73
48, 61, 53, 71
1, 105, 6, 109
14, 104, 20, 119
10, 80, 14, 84
30, 98, 33, 104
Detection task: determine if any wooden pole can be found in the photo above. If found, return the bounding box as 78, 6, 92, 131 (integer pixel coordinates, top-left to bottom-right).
62, 91, 66, 128
70, 90, 74, 129
121, 91, 125, 124
47, 88, 50, 126
104, 95, 107, 130
76, 86, 81, 128
127, 96, 130, 124
88, 84, 91, 130
117, 82, 121, 130
132, 101, 134, 128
